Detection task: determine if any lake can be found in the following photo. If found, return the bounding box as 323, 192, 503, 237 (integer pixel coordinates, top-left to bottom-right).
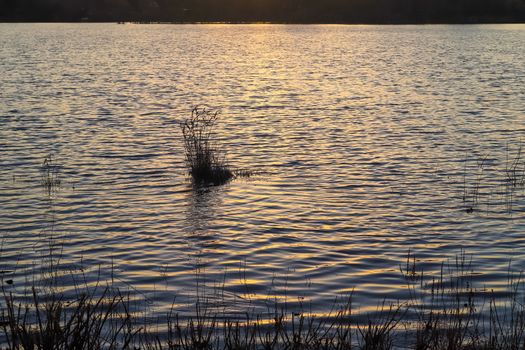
1, 23, 525, 321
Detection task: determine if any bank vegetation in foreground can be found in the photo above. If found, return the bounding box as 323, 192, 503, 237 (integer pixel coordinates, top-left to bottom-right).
1, 252, 525, 350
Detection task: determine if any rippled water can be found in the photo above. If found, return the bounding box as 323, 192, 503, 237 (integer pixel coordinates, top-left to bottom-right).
1, 23, 525, 319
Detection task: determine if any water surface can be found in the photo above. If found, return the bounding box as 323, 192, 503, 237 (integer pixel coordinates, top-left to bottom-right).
1, 23, 525, 318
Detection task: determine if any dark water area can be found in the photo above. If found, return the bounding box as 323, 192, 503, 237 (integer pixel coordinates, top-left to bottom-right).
0, 23, 525, 323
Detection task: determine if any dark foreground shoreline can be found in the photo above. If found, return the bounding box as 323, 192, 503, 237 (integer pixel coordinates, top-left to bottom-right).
2, 253, 525, 350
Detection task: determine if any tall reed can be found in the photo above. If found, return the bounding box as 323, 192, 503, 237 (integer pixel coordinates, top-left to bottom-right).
180, 107, 233, 185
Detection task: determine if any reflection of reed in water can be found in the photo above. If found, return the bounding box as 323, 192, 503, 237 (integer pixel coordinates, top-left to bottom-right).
183, 185, 224, 272
180, 185, 226, 310
185, 185, 223, 235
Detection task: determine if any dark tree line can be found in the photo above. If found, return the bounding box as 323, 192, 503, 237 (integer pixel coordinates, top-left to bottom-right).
1, 0, 524, 23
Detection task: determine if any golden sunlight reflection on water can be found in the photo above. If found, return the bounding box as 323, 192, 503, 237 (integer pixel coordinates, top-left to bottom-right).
0, 23, 524, 320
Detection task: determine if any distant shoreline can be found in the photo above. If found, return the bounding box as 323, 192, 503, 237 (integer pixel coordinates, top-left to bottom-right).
1, 20, 524, 25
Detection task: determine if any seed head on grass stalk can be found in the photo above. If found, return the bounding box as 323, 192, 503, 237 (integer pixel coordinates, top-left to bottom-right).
180, 107, 233, 186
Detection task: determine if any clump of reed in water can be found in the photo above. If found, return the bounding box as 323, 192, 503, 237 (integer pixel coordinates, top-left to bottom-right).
180, 107, 233, 186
